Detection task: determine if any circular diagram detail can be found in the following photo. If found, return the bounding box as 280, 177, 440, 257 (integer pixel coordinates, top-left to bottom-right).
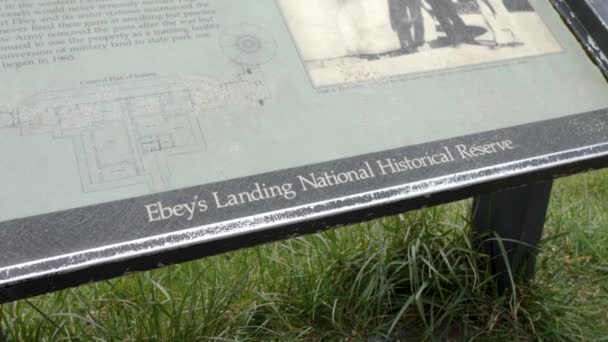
220, 25, 277, 66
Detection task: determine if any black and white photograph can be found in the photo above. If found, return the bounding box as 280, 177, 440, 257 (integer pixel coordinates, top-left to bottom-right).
277, 0, 562, 87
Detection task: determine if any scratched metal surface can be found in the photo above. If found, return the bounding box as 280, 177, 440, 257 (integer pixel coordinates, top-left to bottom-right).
555, 0, 608, 73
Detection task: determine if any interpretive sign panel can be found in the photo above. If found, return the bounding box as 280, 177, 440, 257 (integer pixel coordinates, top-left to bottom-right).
1, 0, 607, 302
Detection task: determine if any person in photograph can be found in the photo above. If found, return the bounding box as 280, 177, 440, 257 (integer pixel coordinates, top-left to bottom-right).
476, 0, 521, 46
388, 0, 425, 53
425, 0, 468, 46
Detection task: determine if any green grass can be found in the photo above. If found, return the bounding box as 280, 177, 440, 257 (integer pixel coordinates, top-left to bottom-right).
1, 169, 608, 341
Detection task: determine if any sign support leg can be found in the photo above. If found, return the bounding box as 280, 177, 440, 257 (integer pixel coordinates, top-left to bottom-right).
472, 180, 553, 292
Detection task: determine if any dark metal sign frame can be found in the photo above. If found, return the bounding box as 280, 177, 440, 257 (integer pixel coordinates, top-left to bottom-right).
555, 0, 608, 74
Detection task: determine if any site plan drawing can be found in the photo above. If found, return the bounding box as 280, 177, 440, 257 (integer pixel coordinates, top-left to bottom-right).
2, 66, 270, 192
1, 23, 275, 193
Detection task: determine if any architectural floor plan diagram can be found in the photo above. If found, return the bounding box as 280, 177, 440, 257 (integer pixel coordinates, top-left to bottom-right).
0, 25, 276, 193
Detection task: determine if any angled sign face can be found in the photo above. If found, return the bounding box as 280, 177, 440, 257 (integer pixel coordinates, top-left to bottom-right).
1, 0, 607, 302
